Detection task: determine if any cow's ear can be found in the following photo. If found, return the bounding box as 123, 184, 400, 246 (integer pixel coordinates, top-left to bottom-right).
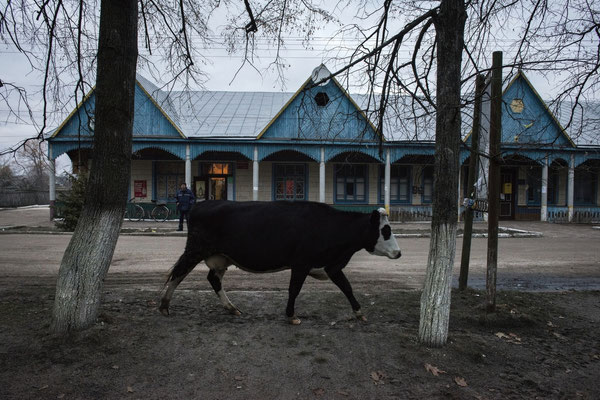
370, 210, 380, 226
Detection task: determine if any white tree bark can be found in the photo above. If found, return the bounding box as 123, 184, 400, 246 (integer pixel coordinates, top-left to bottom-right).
419, 222, 457, 346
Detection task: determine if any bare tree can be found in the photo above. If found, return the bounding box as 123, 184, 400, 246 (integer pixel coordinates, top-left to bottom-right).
1, 0, 598, 342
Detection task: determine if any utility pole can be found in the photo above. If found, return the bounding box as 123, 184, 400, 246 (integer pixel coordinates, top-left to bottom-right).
486, 51, 502, 312
459, 74, 485, 291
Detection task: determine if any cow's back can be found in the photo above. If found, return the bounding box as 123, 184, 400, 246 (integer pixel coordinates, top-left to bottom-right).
187, 201, 371, 270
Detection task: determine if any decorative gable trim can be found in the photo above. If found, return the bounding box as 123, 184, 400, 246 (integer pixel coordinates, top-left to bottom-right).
503, 71, 576, 148
256, 65, 384, 142
49, 86, 95, 138
50, 80, 186, 140
135, 80, 186, 139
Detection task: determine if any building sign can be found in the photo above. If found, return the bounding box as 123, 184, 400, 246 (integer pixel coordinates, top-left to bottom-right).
134, 180, 147, 198
503, 183, 512, 194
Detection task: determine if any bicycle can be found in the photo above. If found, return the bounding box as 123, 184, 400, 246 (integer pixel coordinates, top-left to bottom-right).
150, 199, 170, 222
125, 198, 145, 221
125, 198, 170, 222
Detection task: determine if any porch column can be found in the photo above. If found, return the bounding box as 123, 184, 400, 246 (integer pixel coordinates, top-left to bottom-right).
319, 147, 325, 203
48, 145, 56, 220
253, 146, 259, 201
568, 154, 575, 222
384, 148, 391, 213
541, 155, 548, 222
185, 144, 191, 187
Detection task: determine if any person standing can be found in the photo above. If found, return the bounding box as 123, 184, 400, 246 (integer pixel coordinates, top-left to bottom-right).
176, 183, 195, 231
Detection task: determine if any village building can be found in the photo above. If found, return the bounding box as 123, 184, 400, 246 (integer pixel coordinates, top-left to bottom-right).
47, 66, 600, 222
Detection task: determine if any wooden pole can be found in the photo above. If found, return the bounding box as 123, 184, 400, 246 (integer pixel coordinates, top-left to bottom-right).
486, 51, 502, 312
459, 74, 484, 291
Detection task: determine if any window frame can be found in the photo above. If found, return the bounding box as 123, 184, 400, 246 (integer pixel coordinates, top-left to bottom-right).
421, 165, 434, 204
272, 163, 308, 201
334, 163, 368, 204
378, 164, 412, 204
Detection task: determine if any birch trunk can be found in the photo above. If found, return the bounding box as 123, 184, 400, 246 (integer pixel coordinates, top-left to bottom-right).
50, 0, 138, 334
418, 0, 466, 347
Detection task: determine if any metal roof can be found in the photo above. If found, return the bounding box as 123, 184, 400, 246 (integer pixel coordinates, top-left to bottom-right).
135, 74, 597, 147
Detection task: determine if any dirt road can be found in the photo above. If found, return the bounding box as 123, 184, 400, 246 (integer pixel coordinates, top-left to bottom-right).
1, 221, 599, 292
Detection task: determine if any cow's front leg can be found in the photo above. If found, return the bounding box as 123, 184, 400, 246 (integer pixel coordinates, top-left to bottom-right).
325, 268, 366, 321
286, 268, 308, 325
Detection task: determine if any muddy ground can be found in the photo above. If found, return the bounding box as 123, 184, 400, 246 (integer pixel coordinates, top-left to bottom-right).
1, 278, 599, 400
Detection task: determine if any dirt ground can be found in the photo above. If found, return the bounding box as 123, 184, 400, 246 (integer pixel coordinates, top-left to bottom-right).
1, 281, 599, 399
1, 207, 600, 399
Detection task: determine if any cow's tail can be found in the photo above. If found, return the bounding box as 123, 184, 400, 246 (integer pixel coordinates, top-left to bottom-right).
162, 250, 204, 289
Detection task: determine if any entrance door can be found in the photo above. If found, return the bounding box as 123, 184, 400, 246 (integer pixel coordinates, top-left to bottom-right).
209, 177, 227, 200
194, 178, 206, 200
499, 169, 516, 220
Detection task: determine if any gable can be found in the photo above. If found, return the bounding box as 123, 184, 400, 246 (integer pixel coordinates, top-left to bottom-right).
502, 74, 574, 147
51, 81, 183, 139
258, 78, 379, 142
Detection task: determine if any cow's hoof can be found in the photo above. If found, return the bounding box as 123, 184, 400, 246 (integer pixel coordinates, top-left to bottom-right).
355, 311, 367, 322
288, 316, 302, 325
158, 299, 170, 316
226, 307, 242, 316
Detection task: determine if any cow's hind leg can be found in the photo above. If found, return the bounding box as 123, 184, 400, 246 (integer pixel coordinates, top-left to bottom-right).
159, 250, 205, 316
205, 255, 241, 316
325, 268, 366, 321
286, 268, 308, 325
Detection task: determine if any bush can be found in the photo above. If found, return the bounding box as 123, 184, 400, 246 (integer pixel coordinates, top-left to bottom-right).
55, 173, 87, 231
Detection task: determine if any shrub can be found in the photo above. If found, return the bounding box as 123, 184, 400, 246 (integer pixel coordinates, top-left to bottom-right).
55, 173, 87, 231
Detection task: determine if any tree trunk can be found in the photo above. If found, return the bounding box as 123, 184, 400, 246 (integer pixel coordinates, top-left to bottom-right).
418, 0, 466, 347
50, 0, 138, 334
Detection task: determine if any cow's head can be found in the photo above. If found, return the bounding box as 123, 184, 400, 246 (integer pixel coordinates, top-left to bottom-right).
366, 208, 401, 259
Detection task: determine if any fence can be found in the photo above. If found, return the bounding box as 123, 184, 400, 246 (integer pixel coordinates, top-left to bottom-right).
548, 206, 600, 223
0, 190, 49, 207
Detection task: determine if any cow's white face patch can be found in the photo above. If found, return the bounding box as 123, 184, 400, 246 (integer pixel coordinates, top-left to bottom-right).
369, 208, 402, 259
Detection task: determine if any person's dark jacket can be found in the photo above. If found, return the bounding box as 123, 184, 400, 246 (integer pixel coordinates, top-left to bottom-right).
176, 188, 195, 211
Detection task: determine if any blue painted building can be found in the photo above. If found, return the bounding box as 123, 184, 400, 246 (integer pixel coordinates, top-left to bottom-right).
47, 67, 600, 222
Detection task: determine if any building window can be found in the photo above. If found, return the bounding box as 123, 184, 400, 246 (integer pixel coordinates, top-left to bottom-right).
201, 162, 231, 175
156, 162, 185, 201
314, 92, 330, 107
526, 166, 541, 205
422, 166, 434, 203
335, 164, 367, 203
379, 165, 411, 203
274, 164, 306, 201
510, 98, 524, 113
574, 168, 598, 205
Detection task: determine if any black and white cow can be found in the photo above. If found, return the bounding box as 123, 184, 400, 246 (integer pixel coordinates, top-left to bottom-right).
159, 200, 401, 324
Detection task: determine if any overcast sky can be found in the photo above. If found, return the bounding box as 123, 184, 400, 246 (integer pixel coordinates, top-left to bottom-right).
1, 1, 592, 171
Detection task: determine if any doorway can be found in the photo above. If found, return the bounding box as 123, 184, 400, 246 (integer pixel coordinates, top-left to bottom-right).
499, 169, 516, 220
193, 162, 232, 201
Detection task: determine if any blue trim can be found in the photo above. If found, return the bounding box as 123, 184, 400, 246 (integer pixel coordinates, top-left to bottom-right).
259, 145, 320, 162
333, 163, 369, 204
325, 147, 383, 163
190, 143, 254, 160
132, 142, 185, 159
271, 162, 309, 201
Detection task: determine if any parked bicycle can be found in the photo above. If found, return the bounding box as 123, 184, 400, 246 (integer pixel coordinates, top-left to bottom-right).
125, 198, 170, 222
